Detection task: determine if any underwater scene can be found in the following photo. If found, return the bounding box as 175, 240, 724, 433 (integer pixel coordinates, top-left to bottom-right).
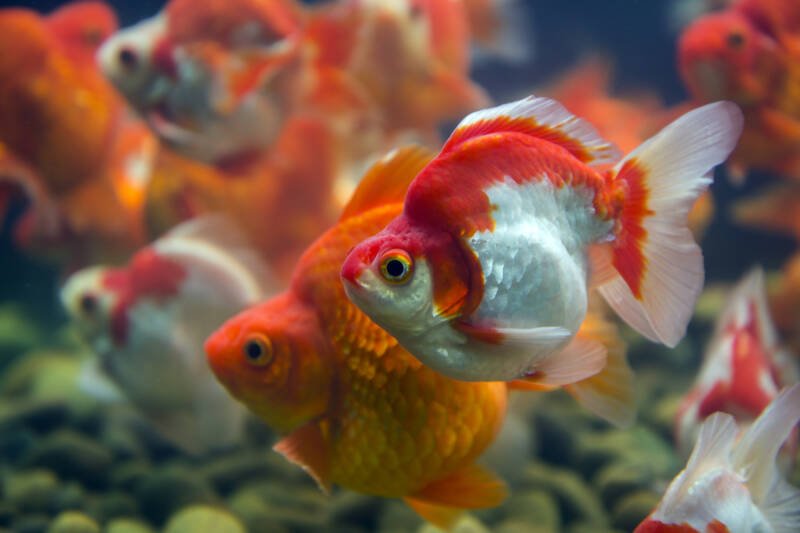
1, 0, 800, 532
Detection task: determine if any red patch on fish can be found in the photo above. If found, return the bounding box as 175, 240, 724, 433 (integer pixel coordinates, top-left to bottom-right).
610, 158, 652, 299
102, 248, 187, 345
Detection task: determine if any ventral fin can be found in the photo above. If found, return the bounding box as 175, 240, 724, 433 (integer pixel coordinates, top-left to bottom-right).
441, 95, 621, 167
273, 420, 332, 493
519, 334, 607, 387
340, 145, 436, 221
409, 463, 508, 517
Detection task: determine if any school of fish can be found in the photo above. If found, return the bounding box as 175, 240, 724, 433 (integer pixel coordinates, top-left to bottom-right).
0, 0, 798, 531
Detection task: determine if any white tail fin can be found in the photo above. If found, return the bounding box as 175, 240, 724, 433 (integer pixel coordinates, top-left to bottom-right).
594, 101, 743, 346
732, 384, 800, 533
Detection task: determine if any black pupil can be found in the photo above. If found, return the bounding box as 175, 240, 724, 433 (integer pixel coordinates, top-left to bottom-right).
386, 259, 406, 278
727, 32, 744, 48
119, 47, 138, 69
79, 294, 97, 315
245, 340, 263, 360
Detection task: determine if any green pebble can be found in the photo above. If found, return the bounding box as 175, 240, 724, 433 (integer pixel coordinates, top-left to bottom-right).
502, 489, 560, 529
3, 469, 59, 513
493, 520, 557, 533
417, 514, 490, 533
104, 518, 154, 533
134, 467, 218, 526
594, 461, 656, 508
163, 505, 246, 533
46, 511, 100, 533
519, 461, 608, 526
23, 430, 113, 489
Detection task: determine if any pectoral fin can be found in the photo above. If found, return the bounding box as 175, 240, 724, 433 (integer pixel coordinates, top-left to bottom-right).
273, 420, 332, 493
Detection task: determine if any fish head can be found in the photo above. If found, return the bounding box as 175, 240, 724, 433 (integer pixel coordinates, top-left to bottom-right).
60, 265, 123, 351
678, 11, 777, 104
98, 14, 173, 110
46, 1, 118, 67
341, 222, 444, 339
204, 293, 333, 433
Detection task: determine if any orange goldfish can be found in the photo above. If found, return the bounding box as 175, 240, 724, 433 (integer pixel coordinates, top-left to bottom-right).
0, 2, 152, 265
306, 0, 490, 140
678, 1, 800, 180
144, 116, 340, 279
205, 146, 634, 527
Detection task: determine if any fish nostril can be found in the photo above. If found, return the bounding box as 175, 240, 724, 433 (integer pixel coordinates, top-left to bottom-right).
118, 46, 139, 70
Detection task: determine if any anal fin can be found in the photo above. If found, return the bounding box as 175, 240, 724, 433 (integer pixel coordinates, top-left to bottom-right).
407, 463, 507, 528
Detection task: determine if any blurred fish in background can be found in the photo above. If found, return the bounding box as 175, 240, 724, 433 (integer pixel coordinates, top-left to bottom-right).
637, 384, 800, 533
674, 268, 799, 459
0, 1, 154, 267
61, 216, 272, 454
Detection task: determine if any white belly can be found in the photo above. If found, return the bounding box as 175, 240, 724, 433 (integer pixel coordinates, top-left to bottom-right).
466, 177, 612, 333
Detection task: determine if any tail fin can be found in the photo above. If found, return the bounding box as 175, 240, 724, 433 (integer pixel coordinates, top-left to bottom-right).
731, 384, 800, 532
594, 102, 743, 346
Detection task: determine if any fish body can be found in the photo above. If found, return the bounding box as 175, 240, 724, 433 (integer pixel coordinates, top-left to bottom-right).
635, 384, 800, 533
675, 268, 799, 457
342, 96, 742, 383
62, 217, 269, 453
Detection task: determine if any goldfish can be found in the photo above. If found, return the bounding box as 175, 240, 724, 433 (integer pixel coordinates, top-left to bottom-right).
205, 146, 634, 527
307, 0, 490, 140
61, 217, 271, 454
97, 0, 305, 165
0, 2, 154, 266
675, 268, 799, 457
341, 96, 742, 382
678, 0, 800, 180
635, 384, 800, 533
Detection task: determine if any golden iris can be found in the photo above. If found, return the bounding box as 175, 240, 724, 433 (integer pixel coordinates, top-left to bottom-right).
379, 249, 413, 284
243, 335, 273, 367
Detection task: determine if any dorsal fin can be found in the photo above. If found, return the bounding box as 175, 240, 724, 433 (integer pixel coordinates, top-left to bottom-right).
339, 145, 435, 221
441, 95, 621, 166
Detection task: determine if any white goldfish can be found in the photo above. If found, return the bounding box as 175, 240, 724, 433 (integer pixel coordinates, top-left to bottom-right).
61, 217, 272, 454
636, 384, 800, 533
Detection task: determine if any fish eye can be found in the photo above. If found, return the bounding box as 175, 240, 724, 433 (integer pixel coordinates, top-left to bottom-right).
243, 335, 273, 367
727, 32, 745, 48
379, 249, 413, 284
118, 46, 139, 70
79, 293, 98, 316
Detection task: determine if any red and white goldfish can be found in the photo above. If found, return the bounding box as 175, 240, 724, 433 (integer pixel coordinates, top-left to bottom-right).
678, 0, 800, 181
61, 217, 271, 454
635, 384, 800, 533
675, 268, 799, 457
205, 146, 634, 527
341, 95, 742, 383
97, 0, 306, 164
